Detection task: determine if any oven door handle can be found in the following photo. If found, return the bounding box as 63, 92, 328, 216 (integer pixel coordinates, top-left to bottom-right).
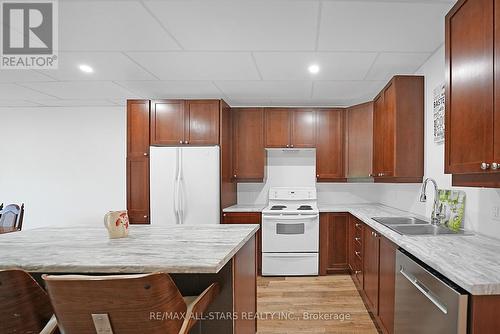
263, 214, 319, 221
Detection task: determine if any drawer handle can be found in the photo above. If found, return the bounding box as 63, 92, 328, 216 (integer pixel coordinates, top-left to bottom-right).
355, 237, 361, 242
355, 223, 361, 228
355, 251, 361, 257
481, 162, 490, 170
355, 270, 362, 275
492, 162, 499, 170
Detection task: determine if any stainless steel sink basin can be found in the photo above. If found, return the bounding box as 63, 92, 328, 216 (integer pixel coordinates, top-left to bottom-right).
371, 216, 472, 236
372, 217, 429, 225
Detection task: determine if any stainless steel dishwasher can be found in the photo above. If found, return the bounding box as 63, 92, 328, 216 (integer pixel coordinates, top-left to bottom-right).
394, 249, 468, 334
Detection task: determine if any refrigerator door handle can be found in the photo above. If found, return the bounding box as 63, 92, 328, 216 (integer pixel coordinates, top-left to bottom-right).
173, 148, 181, 225
177, 148, 184, 225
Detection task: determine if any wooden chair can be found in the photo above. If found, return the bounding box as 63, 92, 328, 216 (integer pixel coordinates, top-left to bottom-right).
0, 203, 25, 230
0, 269, 58, 334
43, 273, 220, 334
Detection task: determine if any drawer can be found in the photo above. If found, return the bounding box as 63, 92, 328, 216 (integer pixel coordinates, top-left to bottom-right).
262, 253, 318, 276
353, 247, 362, 263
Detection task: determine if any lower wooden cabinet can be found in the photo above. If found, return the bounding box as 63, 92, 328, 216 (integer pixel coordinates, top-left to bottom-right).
319, 213, 349, 275
348, 216, 364, 288
222, 212, 262, 275
378, 234, 397, 334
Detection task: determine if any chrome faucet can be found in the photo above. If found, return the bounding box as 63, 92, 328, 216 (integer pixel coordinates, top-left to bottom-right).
419, 178, 443, 225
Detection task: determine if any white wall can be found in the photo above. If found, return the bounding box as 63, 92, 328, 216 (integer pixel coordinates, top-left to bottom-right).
374, 45, 500, 239
0, 106, 126, 229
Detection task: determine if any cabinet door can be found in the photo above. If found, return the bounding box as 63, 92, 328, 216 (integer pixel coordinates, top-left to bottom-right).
233, 108, 265, 181
265, 108, 290, 148
346, 103, 373, 178
494, 0, 500, 169
319, 213, 349, 275
316, 109, 345, 181
379, 236, 397, 334
185, 100, 220, 145
445, 0, 494, 174
150, 100, 185, 145
382, 82, 395, 177
363, 225, 380, 314
372, 95, 384, 177
291, 109, 315, 148
222, 212, 262, 275
127, 100, 150, 224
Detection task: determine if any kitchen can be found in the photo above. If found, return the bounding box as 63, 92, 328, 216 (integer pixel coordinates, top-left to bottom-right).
1, 0, 500, 333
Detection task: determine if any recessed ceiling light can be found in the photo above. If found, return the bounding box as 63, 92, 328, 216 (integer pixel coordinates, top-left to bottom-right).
308, 64, 320, 74
78, 64, 94, 73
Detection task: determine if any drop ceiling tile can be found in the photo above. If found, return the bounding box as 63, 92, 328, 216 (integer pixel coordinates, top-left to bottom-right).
127, 52, 260, 80
43, 52, 156, 81
0, 84, 57, 100
0, 70, 55, 83
143, 0, 319, 51
267, 98, 355, 107
319, 1, 452, 52
215, 81, 312, 99
365, 52, 431, 81
34, 99, 118, 107
116, 81, 221, 99
59, 1, 181, 51
226, 98, 272, 107
253, 52, 377, 80
20, 82, 140, 100
312, 81, 386, 101
0, 100, 43, 107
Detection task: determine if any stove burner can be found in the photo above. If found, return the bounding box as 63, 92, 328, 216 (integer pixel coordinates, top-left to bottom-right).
270, 205, 287, 210
297, 205, 313, 210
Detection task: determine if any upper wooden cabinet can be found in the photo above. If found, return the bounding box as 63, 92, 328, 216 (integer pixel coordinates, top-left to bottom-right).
316, 109, 345, 182
150, 100, 220, 146
372, 76, 424, 183
264, 108, 315, 148
445, 0, 500, 187
126, 100, 150, 224
233, 108, 266, 182
346, 102, 373, 179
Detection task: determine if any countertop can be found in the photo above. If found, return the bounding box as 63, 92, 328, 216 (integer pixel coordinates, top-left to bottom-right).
0, 224, 259, 274
222, 202, 500, 295
223, 204, 265, 212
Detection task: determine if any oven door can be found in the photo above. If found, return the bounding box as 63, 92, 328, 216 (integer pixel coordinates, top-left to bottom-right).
262, 214, 319, 253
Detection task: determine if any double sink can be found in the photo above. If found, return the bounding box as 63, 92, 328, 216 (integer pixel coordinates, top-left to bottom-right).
371, 217, 471, 236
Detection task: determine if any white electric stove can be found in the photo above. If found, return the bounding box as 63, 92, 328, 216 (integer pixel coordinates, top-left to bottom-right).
261, 187, 319, 276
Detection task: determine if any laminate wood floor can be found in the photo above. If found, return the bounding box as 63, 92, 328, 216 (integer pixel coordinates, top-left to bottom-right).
257, 275, 379, 334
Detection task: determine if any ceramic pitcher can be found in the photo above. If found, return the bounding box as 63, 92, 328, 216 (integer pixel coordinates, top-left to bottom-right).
104, 210, 129, 239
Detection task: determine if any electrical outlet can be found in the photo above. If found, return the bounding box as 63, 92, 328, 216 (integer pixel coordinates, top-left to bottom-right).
492, 206, 500, 221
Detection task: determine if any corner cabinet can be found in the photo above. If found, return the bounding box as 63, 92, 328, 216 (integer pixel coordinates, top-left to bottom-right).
319, 213, 349, 275
316, 109, 345, 182
127, 100, 150, 224
232, 108, 266, 182
372, 76, 424, 183
150, 99, 220, 146
445, 0, 500, 187
346, 102, 373, 179
264, 108, 316, 148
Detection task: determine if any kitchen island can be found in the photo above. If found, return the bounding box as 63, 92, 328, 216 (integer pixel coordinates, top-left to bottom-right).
0, 224, 259, 334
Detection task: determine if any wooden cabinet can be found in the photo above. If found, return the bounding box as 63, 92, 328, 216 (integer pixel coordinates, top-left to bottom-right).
319, 213, 349, 275
220, 101, 237, 212
348, 215, 364, 288
222, 212, 262, 275
150, 100, 220, 146
378, 235, 397, 334
363, 225, 380, 314
127, 100, 150, 224
264, 108, 315, 148
372, 76, 424, 183
233, 108, 266, 182
316, 109, 345, 182
346, 102, 373, 179
445, 0, 500, 187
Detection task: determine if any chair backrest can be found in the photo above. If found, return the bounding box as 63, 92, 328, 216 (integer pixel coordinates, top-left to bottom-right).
0, 203, 24, 230
0, 269, 55, 333
44, 273, 188, 334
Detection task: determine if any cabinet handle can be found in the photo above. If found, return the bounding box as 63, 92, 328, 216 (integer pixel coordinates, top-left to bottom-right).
290, 144, 294, 148
492, 162, 499, 170
481, 162, 490, 170
179, 141, 183, 144
143, 152, 148, 156
233, 174, 237, 178
355, 270, 362, 275
355, 251, 361, 257
185, 140, 189, 144
143, 215, 148, 219
355, 223, 361, 228
355, 237, 361, 242
223, 213, 226, 217
286, 144, 289, 148
316, 174, 320, 178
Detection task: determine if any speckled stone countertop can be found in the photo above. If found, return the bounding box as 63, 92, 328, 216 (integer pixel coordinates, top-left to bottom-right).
0, 225, 259, 274
223, 204, 265, 212
319, 203, 500, 295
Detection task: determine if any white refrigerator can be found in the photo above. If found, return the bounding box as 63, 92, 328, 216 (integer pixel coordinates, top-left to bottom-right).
150, 146, 220, 225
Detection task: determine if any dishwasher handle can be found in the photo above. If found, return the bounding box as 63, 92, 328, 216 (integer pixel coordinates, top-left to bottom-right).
399, 266, 448, 315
